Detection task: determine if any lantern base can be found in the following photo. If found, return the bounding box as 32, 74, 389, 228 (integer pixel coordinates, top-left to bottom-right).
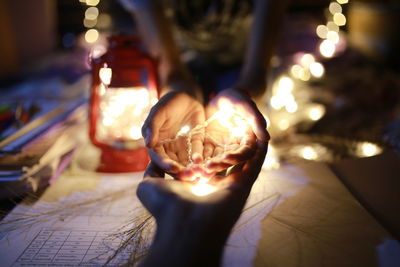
97, 147, 149, 173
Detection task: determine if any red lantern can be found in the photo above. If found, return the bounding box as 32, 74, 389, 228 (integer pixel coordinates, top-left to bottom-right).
89, 36, 159, 173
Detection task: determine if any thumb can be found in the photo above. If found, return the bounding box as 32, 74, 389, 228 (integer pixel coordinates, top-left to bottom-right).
144, 161, 165, 178
137, 178, 171, 220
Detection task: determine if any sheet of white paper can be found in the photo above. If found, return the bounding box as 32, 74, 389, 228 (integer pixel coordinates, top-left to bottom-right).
0, 164, 308, 267
0, 172, 154, 267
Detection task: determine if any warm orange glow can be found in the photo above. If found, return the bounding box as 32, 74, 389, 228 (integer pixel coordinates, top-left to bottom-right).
210, 97, 251, 138
99, 67, 112, 85
189, 177, 217, 196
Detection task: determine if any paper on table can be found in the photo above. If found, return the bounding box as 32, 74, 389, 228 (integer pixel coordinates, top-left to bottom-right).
0, 163, 309, 267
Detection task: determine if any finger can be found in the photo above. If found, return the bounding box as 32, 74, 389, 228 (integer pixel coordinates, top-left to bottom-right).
144, 161, 165, 178
203, 141, 214, 160
205, 160, 234, 173
191, 133, 204, 163
239, 102, 270, 143
142, 109, 164, 148
149, 148, 184, 174
176, 138, 190, 166
235, 140, 268, 185
212, 146, 224, 158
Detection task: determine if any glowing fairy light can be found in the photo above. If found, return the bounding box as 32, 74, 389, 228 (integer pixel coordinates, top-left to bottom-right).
85, 7, 99, 20
290, 64, 303, 79
85, 29, 99, 43
309, 62, 325, 78
285, 101, 298, 113
129, 126, 142, 140
333, 13, 346, 26
263, 145, 280, 170
99, 67, 112, 85
300, 54, 315, 68
327, 21, 339, 32
336, 0, 349, 4
329, 2, 342, 15
278, 119, 289, 130
319, 40, 336, 58
300, 146, 318, 160
308, 105, 326, 121
316, 25, 328, 39
327, 31, 340, 44
189, 177, 217, 196
86, 0, 100, 6
276, 76, 294, 95
356, 142, 382, 157
84, 18, 97, 28
299, 68, 311, 81
178, 125, 191, 136
97, 86, 154, 145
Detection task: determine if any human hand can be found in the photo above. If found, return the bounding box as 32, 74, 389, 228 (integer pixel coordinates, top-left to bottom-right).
142, 91, 205, 178
137, 138, 268, 267
204, 88, 269, 173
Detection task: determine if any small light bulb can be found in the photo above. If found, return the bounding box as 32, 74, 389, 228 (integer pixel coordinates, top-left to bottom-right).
301, 146, 318, 160
319, 40, 336, 58
309, 62, 325, 78
178, 125, 191, 135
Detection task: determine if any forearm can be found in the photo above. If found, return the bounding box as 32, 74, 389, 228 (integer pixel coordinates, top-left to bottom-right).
237, 0, 290, 97
141, 223, 228, 267
129, 2, 202, 100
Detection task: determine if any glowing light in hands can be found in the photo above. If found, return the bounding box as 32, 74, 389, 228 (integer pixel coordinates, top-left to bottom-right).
356, 142, 382, 157
178, 125, 191, 136
189, 177, 217, 196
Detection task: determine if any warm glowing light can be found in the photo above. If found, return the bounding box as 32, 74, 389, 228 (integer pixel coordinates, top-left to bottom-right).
79, 0, 86, 3
327, 21, 339, 32
85, 7, 99, 20
83, 18, 97, 28
271, 96, 285, 110
300, 54, 315, 68
285, 101, 298, 113
85, 29, 99, 43
86, 0, 100, 6
333, 13, 346, 26
91, 45, 106, 58
290, 64, 303, 79
178, 125, 191, 135
99, 67, 112, 85
308, 105, 326, 121
336, 0, 349, 4
263, 145, 280, 170
278, 119, 289, 130
129, 126, 142, 140
276, 76, 294, 95
319, 40, 336, 58
212, 98, 250, 139
309, 62, 325, 78
327, 31, 340, 44
301, 146, 318, 160
189, 178, 217, 196
357, 142, 382, 157
299, 68, 311, 81
96, 87, 154, 146
329, 2, 342, 15
316, 25, 328, 39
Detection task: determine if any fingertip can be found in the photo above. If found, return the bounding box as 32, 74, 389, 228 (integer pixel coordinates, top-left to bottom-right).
192, 152, 203, 164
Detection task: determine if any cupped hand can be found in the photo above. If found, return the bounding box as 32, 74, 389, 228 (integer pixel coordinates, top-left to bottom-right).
203, 88, 270, 173
142, 91, 205, 178
136, 138, 268, 267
